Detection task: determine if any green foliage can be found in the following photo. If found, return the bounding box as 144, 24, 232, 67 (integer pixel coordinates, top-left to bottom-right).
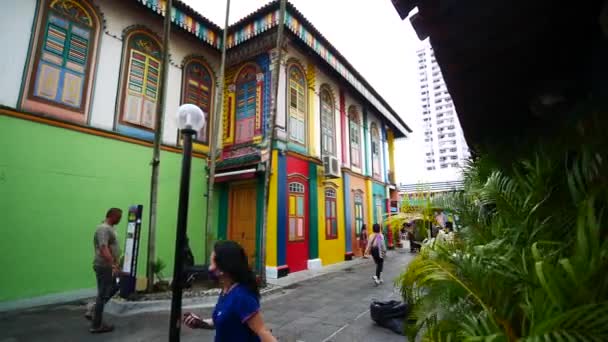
151, 258, 166, 282
385, 186, 439, 241
399, 114, 608, 341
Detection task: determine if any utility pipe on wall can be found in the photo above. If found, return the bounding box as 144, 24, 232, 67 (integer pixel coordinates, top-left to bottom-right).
204, 0, 231, 264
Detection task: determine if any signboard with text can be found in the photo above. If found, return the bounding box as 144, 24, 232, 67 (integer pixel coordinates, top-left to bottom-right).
120, 205, 143, 297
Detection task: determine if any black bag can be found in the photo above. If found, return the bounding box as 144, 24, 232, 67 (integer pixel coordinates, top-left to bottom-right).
370, 300, 409, 335
179, 237, 209, 288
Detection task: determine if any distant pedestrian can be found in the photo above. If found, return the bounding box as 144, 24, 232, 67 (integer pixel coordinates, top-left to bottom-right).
365, 224, 387, 285
88, 208, 122, 334
183, 240, 276, 342
437, 221, 455, 244
359, 224, 368, 257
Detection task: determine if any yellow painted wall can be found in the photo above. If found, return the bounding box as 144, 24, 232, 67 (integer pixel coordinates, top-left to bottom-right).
387, 129, 395, 178
365, 178, 374, 231
265, 150, 279, 267
221, 65, 238, 147
318, 174, 346, 265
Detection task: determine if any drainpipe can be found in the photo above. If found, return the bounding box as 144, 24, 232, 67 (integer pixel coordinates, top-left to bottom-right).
259, 0, 287, 285
146, 0, 172, 292
204, 0, 230, 265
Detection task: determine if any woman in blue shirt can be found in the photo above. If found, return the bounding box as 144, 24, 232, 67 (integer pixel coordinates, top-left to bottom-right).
183, 240, 276, 342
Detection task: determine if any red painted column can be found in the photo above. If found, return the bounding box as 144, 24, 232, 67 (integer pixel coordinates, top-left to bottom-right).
339, 88, 348, 167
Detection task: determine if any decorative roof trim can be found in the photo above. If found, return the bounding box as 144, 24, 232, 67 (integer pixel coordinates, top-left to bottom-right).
282, 9, 410, 137
135, 0, 221, 48
133, 0, 411, 136
226, 10, 279, 49
222, 2, 411, 136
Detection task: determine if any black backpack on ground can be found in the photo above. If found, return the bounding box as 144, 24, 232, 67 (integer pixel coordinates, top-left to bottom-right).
370, 300, 409, 335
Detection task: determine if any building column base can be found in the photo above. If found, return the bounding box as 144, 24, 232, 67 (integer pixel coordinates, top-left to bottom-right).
307, 258, 322, 270
266, 265, 290, 279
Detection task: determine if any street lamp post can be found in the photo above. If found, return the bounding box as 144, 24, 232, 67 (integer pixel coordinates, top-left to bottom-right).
169, 104, 206, 342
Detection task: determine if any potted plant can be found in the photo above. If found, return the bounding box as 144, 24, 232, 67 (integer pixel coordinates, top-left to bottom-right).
151, 258, 170, 292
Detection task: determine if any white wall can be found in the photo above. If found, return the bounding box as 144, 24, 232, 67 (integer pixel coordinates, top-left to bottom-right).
283, 45, 318, 155
274, 49, 288, 140
162, 64, 182, 145
0, 0, 37, 108
89, 34, 122, 130
314, 67, 342, 164
90, 0, 219, 144
366, 112, 385, 181
343, 91, 364, 175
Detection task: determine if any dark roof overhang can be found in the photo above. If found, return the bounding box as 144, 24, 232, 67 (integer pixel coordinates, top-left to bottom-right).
392, 0, 605, 148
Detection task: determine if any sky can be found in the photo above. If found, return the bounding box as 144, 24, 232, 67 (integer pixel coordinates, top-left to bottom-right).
184, 0, 427, 184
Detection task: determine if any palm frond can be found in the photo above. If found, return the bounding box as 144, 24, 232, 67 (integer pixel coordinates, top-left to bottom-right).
525, 302, 608, 341
398, 110, 608, 341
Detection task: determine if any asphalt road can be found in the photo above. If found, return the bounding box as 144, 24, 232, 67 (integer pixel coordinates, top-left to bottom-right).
0, 249, 413, 342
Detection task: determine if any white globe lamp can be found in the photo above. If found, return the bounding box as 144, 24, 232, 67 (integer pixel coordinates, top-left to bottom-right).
176, 103, 206, 133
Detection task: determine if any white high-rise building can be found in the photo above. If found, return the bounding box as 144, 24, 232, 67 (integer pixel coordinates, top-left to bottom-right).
416, 41, 469, 179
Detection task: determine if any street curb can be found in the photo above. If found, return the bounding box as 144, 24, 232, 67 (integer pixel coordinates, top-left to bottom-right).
104, 256, 374, 316
105, 286, 285, 316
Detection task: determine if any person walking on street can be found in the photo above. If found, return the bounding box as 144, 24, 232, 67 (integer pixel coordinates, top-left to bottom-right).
184, 240, 276, 342
359, 224, 368, 257
88, 208, 122, 333
365, 223, 387, 285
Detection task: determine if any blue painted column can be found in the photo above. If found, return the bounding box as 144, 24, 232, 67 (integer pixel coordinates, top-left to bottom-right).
277, 154, 287, 268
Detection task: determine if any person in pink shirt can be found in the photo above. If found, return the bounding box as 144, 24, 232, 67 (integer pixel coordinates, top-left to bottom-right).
365, 224, 387, 285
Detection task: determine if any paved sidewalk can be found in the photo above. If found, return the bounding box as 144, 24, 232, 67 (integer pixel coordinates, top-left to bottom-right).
266, 256, 369, 288
0, 249, 414, 342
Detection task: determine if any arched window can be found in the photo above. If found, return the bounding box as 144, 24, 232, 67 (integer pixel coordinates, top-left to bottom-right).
288, 182, 306, 241
182, 59, 213, 144
288, 65, 306, 145
21, 0, 101, 123
353, 191, 364, 235
235, 65, 258, 144
348, 106, 361, 167
375, 196, 384, 225
371, 123, 381, 178
118, 29, 162, 131
325, 187, 337, 239
320, 87, 335, 156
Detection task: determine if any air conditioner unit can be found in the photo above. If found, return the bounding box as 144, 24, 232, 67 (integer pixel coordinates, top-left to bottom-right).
322, 155, 340, 178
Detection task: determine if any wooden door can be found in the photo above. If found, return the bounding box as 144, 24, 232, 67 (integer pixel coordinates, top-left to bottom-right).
228, 183, 257, 266
352, 194, 365, 256
286, 181, 309, 272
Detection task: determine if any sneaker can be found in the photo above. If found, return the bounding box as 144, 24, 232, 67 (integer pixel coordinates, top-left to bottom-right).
84, 303, 95, 321
90, 323, 114, 334
379, 278, 384, 284
372, 275, 380, 285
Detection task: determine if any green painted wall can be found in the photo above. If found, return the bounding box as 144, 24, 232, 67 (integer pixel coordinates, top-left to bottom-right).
0, 115, 210, 303
308, 163, 319, 259
201, 183, 224, 265
372, 182, 387, 226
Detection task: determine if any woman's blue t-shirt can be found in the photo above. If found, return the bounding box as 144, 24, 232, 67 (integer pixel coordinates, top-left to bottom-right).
212, 284, 261, 342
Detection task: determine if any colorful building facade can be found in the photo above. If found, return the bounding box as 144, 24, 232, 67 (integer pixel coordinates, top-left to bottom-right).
0, 0, 410, 308
211, 3, 410, 278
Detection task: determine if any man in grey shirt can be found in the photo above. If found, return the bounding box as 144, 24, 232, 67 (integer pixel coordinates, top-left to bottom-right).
88, 208, 122, 333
